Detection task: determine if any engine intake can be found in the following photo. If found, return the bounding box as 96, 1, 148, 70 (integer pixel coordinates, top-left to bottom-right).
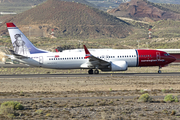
111, 61, 128, 71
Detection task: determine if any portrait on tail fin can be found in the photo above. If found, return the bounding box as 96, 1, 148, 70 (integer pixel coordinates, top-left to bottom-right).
13, 34, 30, 55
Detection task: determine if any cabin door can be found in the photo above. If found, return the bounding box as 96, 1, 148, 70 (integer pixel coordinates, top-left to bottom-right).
156, 52, 160, 60
39, 56, 43, 64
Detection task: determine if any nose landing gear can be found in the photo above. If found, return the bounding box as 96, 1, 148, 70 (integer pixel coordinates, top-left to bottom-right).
158, 70, 161, 74
158, 66, 162, 74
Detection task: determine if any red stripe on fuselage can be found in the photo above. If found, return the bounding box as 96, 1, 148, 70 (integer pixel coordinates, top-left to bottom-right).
137, 50, 175, 67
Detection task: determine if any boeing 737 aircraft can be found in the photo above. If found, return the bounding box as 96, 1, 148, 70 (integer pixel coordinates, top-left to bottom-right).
6, 23, 176, 74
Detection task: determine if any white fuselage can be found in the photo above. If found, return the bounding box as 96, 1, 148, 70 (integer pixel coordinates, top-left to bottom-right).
15, 49, 138, 69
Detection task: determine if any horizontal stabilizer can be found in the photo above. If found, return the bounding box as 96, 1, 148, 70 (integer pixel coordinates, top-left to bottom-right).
9, 49, 29, 59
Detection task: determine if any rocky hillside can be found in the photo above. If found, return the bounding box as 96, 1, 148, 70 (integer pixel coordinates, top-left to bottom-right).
108, 0, 180, 21
148, 0, 180, 4
0, 0, 133, 38
0, 0, 45, 3
0, 0, 46, 13
0, 0, 96, 14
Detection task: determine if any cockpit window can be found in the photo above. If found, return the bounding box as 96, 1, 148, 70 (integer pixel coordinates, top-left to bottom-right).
164, 53, 169, 56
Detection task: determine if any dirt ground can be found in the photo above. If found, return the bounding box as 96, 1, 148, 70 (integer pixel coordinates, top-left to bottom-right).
0, 66, 179, 119
0, 75, 179, 119
0, 76, 180, 93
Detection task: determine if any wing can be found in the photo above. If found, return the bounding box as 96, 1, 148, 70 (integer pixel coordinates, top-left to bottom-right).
83, 45, 109, 66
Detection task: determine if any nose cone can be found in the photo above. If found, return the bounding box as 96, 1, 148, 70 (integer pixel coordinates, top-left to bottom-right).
168, 55, 176, 63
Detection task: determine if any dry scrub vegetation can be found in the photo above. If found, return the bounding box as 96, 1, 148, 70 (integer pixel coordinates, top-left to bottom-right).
0, 97, 180, 119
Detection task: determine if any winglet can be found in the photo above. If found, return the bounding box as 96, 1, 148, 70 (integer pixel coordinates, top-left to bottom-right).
6, 23, 16, 28
83, 45, 91, 59
55, 49, 59, 52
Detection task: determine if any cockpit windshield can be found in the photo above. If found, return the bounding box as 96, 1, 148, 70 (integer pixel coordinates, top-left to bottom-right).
164, 53, 170, 56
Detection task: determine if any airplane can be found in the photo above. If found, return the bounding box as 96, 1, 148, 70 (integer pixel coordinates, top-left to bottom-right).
6, 22, 176, 74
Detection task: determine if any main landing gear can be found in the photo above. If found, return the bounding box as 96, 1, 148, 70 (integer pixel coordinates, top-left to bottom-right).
158, 66, 162, 74
88, 69, 99, 74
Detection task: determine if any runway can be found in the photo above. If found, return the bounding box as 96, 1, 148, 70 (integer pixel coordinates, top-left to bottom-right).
0, 64, 31, 68
0, 72, 180, 78
0, 96, 170, 102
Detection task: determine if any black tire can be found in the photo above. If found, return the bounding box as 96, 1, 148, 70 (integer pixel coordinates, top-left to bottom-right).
158, 70, 161, 74
88, 69, 93, 74
94, 69, 99, 74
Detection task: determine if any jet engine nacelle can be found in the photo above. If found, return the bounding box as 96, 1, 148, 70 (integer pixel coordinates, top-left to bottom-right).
111, 61, 128, 71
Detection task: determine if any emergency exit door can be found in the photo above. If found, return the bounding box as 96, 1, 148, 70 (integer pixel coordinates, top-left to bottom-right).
39, 56, 43, 64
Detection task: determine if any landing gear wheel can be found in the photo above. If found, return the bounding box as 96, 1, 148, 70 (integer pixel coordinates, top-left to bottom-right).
158, 70, 162, 74
88, 69, 93, 74
158, 66, 162, 74
94, 69, 99, 74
